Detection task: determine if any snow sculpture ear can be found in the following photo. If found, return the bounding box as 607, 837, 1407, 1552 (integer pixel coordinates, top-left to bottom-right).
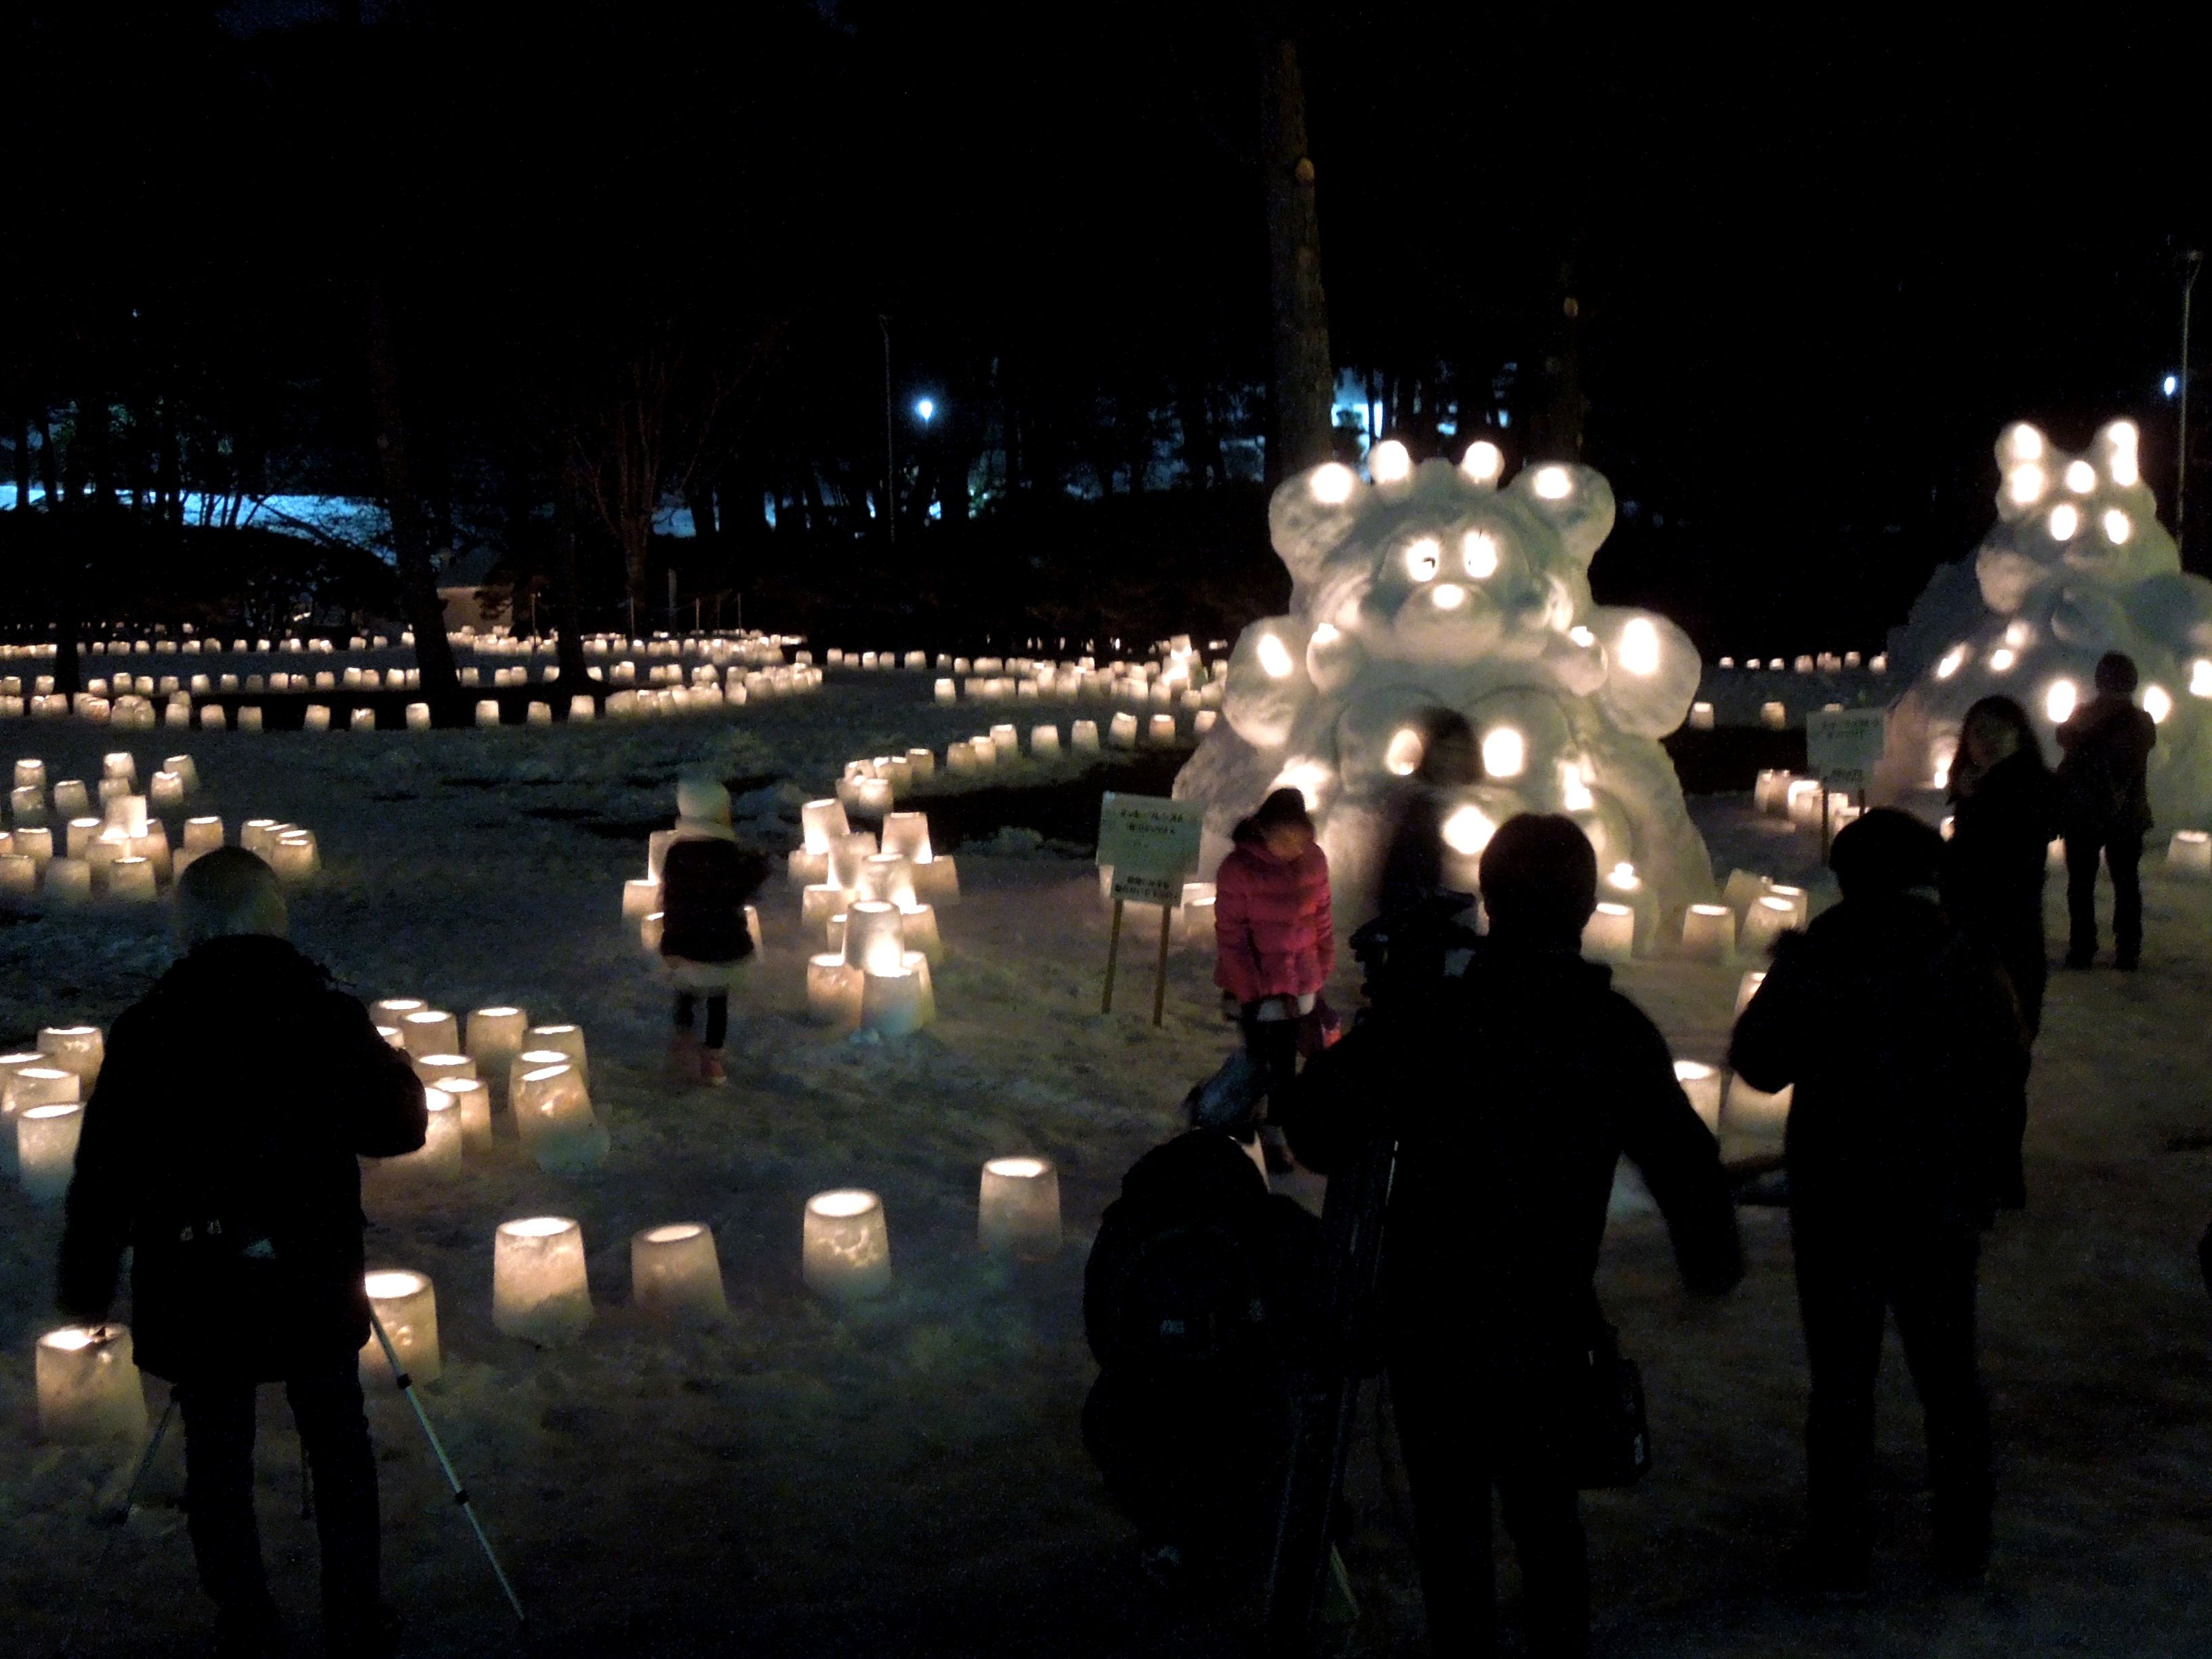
1506, 463, 1614, 568
1269, 462, 1364, 588
1993, 422, 2050, 524
2091, 419, 2144, 491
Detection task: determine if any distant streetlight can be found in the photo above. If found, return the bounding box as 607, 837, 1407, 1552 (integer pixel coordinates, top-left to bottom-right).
915, 397, 936, 424
2165, 374, 2181, 398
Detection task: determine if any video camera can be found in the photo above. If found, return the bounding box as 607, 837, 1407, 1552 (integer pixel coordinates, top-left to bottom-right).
1347, 892, 1483, 1009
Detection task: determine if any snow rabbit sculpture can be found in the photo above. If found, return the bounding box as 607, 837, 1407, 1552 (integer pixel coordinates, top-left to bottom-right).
1876, 418, 2212, 827
1174, 441, 1716, 926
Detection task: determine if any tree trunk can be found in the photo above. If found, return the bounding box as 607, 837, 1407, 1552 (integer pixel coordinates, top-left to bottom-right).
552, 463, 590, 689
36, 409, 59, 508
12, 403, 28, 510
363, 279, 465, 723
1260, 32, 1334, 479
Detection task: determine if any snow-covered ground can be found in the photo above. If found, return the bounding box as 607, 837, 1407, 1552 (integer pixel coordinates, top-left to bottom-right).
3, 670, 2211, 1658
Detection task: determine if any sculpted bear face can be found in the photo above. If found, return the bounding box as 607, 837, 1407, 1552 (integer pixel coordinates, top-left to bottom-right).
1977, 419, 2177, 613
1188, 438, 1716, 924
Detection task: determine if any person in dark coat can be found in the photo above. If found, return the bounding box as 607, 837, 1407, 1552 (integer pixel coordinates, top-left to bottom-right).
1944, 695, 2061, 1036
1376, 706, 1480, 922
2055, 651, 2157, 968
57, 848, 426, 1658
1281, 813, 1742, 1658
1731, 809, 2028, 1593
659, 775, 764, 1085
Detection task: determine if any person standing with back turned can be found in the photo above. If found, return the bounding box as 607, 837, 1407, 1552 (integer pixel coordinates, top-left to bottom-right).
659, 773, 763, 1086
57, 848, 426, 1658
2055, 651, 2156, 969
1732, 809, 2028, 1595
1282, 814, 1741, 1657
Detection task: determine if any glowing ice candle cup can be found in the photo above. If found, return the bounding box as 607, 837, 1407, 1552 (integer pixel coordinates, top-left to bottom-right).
493, 1216, 593, 1345
802, 1189, 890, 1299
630, 1223, 728, 1323
37, 1326, 148, 1442
977, 1155, 1062, 1259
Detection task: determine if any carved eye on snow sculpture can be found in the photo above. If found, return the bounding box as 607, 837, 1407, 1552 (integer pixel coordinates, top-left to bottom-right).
1406, 538, 1441, 581
1463, 531, 1500, 579
1384, 726, 1425, 777
1480, 726, 1526, 779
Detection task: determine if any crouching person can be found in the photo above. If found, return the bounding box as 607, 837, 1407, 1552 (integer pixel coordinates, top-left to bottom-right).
1280, 814, 1742, 1658
58, 848, 428, 1658
1082, 1129, 1323, 1591
1731, 808, 2028, 1593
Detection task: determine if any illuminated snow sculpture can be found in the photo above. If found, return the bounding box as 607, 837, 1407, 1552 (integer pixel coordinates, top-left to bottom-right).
1874, 419, 2212, 823
1174, 441, 1717, 924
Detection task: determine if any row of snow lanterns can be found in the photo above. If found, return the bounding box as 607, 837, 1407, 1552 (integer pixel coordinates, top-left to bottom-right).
368, 1001, 607, 1175
1576, 858, 1811, 970
1, 1029, 106, 1202
1713, 652, 1887, 675
792, 802, 954, 1038
0, 754, 320, 906
32, 1157, 1063, 1439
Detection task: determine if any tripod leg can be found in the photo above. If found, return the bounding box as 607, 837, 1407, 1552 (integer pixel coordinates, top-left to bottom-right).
368, 1312, 527, 1624
58, 1393, 178, 1659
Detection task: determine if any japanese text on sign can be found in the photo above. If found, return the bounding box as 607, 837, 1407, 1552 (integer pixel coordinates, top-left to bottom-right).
1805, 708, 1888, 790
1096, 792, 1205, 906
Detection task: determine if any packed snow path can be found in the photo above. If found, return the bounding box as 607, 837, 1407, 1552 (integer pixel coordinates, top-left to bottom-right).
3, 676, 2210, 1658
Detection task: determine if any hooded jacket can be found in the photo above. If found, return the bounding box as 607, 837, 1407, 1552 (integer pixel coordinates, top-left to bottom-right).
1730, 892, 2028, 1229
57, 936, 426, 1382
1213, 838, 1334, 1005
1278, 939, 1740, 1469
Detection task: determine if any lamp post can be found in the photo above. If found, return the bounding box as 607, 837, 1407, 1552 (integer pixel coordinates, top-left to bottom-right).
879, 315, 895, 548
2180, 251, 2203, 561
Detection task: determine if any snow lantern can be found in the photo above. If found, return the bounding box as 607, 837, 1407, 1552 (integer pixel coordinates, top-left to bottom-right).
493, 1216, 593, 1345
36, 1326, 148, 1442
18, 1103, 84, 1202
881, 812, 932, 862
1581, 901, 1635, 964
1725, 1078, 1793, 1138
807, 954, 863, 1027
860, 965, 928, 1037
1680, 904, 1736, 963
2167, 829, 2212, 878
400, 1010, 459, 1059
1673, 1060, 1723, 1133
359, 1271, 442, 1385
525, 1023, 588, 1081
844, 901, 906, 977
431, 1077, 493, 1152
621, 878, 659, 920
510, 1062, 606, 1170
897, 902, 943, 963
977, 1156, 1061, 1259
1740, 894, 1796, 956
182, 816, 224, 852
630, 1223, 728, 1324
1735, 968, 1767, 1015
802, 1189, 890, 1299
37, 1026, 103, 1086
466, 1006, 529, 1088
1174, 447, 1715, 924
385, 1088, 463, 1178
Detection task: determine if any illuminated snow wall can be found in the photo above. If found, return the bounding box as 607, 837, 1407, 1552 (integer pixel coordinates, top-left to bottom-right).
1174, 441, 1716, 925
1874, 419, 2212, 826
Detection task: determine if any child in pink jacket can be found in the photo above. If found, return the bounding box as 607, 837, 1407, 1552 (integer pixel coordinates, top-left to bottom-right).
1214, 788, 1334, 1168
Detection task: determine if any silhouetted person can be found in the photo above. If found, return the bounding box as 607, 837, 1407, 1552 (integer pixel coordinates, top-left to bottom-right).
1214, 787, 1333, 1169
2055, 651, 2156, 969
659, 774, 763, 1086
1282, 814, 1742, 1657
1731, 809, 2027, 1594
1376, 706, 1479, 922
58, 848, 426, 1658
1944, 695, 2060, 1036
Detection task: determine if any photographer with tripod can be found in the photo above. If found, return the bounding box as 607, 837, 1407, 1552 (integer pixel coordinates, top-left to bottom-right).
58, 848, 426, 1658
1279, 814, 1742, 1658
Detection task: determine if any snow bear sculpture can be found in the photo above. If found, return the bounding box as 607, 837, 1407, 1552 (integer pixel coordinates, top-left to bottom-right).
1873, 419, 2212, 827
1174, 440, 1716, 926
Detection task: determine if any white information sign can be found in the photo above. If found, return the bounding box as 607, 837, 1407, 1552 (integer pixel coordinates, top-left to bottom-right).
1805, 708, 1888, 790
1096, 792, 1204, 906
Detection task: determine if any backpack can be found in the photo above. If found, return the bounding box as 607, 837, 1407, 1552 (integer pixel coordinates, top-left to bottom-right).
1084, 1131, 1288, 1374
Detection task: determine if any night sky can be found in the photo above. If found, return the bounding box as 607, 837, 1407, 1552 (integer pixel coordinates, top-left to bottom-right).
16, 3, 2207, 651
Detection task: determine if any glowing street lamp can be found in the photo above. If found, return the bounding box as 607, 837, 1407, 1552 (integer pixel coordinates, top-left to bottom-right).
914, 397, 936, 424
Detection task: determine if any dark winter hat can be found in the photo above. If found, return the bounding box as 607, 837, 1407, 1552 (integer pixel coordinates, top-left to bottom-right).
2094, 651, 2139, 695
175, 846, 287, 946
1246, 787, 1315, 836
1477, 813, 1598, 939
1827, 807, 1944, 899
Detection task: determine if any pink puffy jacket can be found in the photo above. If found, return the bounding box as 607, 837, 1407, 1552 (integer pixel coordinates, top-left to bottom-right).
1213, 841, 1334, 1004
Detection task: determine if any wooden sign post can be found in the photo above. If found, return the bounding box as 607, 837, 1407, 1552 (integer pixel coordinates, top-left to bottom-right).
1096, 792, 1205, 1026
1805, 708, 1888, 861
